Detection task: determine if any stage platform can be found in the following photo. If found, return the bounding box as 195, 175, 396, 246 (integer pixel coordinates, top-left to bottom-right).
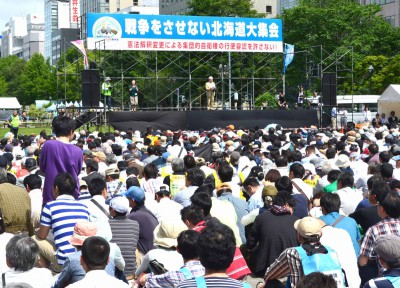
108, 110, 319, 132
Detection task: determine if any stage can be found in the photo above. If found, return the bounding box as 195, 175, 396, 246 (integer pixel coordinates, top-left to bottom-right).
107, 109, 319, 131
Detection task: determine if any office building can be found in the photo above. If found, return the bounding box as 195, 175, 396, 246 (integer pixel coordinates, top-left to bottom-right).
1, 14, 45, 60
44, 0, 80, 60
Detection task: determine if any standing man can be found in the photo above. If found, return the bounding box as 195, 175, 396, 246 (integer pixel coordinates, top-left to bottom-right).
102, 77, 112, 110
40, 116, 83, 204
129, 79, 139, 112
278, 91, 287, 110
205, 76, 216, 110
6, 110, 21, 137
297, 85, 304, 109
331, 106, 337, 129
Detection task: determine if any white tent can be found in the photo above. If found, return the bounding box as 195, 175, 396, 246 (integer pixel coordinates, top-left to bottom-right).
378, 84, 400, 116
45, 103, 57, 112
0, 97, 21, 109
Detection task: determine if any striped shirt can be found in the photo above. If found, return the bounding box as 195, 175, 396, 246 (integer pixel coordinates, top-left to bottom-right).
40, 194, 89, 265
177, 277, 247, 288
109, 216, 140, 276
77, 191, 92, 201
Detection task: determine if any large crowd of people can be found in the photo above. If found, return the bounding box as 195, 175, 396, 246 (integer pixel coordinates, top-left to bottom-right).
0, 115, 400, 287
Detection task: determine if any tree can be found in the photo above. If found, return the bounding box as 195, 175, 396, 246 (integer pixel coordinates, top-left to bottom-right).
0, 76, 8, 96
0, 56, 26, 98
280, 0, 400, 94
19, 53, 56, 105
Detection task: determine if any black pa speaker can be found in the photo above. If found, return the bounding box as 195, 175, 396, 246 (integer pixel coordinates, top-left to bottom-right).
81, 69, 100, 107
322, 73, 337, 106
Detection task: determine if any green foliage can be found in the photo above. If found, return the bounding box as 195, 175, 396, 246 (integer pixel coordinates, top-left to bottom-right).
281, 0, 400, 94
19, 53, 56, 105
0, 76, 8, 96
0, 56, 26, 98
255, 91, 278, 108
27, 104, 46, 120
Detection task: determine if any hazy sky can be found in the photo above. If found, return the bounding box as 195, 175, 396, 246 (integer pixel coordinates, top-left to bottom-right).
0, 0, 44, 30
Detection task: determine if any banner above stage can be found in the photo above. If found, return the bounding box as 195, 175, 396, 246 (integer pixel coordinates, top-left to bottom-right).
87, 13, 283, 53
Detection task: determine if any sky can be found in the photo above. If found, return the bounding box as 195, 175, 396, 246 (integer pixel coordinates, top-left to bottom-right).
0, 0, 44, 31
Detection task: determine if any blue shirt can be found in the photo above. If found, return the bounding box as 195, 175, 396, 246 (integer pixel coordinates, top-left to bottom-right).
53, 251, 115, 288
219, 192, 250, 244
40, 195, 89, 265
320, 212, 361, 256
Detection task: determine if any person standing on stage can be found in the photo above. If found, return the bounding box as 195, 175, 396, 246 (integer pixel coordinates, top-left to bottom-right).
278, 91, 288, 110
6, 110, 22, 137
205, 76, 216, 110
101, 77, 113, 110
129, 80, 139, 112
331, 106, 337, 129
297, 85, 304, 109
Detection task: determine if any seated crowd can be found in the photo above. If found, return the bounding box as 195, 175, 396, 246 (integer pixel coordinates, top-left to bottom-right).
1, 116, 400, 287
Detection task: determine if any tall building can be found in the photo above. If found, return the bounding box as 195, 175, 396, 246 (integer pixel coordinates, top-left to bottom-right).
119, 0, 159, 15
278, 0, 299, 14
44, 0, 80, 60
1, 14, 44, 60
253, 0, 278, 18
357, 0, 399, 27
1, 16, 26, 58
23, 14, 45, 60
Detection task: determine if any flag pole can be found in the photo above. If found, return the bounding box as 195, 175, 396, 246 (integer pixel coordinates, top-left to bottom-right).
283, 43, 286, 95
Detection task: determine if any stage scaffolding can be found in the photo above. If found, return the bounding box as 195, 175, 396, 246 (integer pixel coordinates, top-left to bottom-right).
93, 39, 283, 111
55, 37, 353, 127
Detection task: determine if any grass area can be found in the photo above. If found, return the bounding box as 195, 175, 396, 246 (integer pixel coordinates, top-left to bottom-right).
0, 125, 113, 138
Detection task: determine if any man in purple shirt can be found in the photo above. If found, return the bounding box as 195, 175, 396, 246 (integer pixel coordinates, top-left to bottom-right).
40, 116, 83, 204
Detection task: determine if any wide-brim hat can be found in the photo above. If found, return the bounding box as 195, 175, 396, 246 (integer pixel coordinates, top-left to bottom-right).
153, 220, 186, 248
335, 154, 351, 168
346, 136, 357, 144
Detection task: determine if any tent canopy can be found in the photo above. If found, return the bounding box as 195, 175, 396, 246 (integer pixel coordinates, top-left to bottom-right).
0, 97, 21, 109
378, 85, 400, 116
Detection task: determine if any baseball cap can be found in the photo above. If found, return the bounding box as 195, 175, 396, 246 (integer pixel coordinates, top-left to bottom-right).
226, 124, 235, 130
69, 221, 97, 246
294, 217, 323, 239
123, 186, 145, 203
373, 235, 400, 263
109, 196, 130, 214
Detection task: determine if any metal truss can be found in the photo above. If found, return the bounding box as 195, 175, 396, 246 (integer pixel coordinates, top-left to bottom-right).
92, 41, 283, 111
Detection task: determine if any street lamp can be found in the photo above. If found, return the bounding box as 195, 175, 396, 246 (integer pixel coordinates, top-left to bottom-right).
368, 65, 374, 94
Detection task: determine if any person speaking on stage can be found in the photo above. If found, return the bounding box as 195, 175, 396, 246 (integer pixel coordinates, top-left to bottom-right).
278, 91, 288, 110
101, 77, 113, 110
205, 76, 216, 110
129, 80, 139, 112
